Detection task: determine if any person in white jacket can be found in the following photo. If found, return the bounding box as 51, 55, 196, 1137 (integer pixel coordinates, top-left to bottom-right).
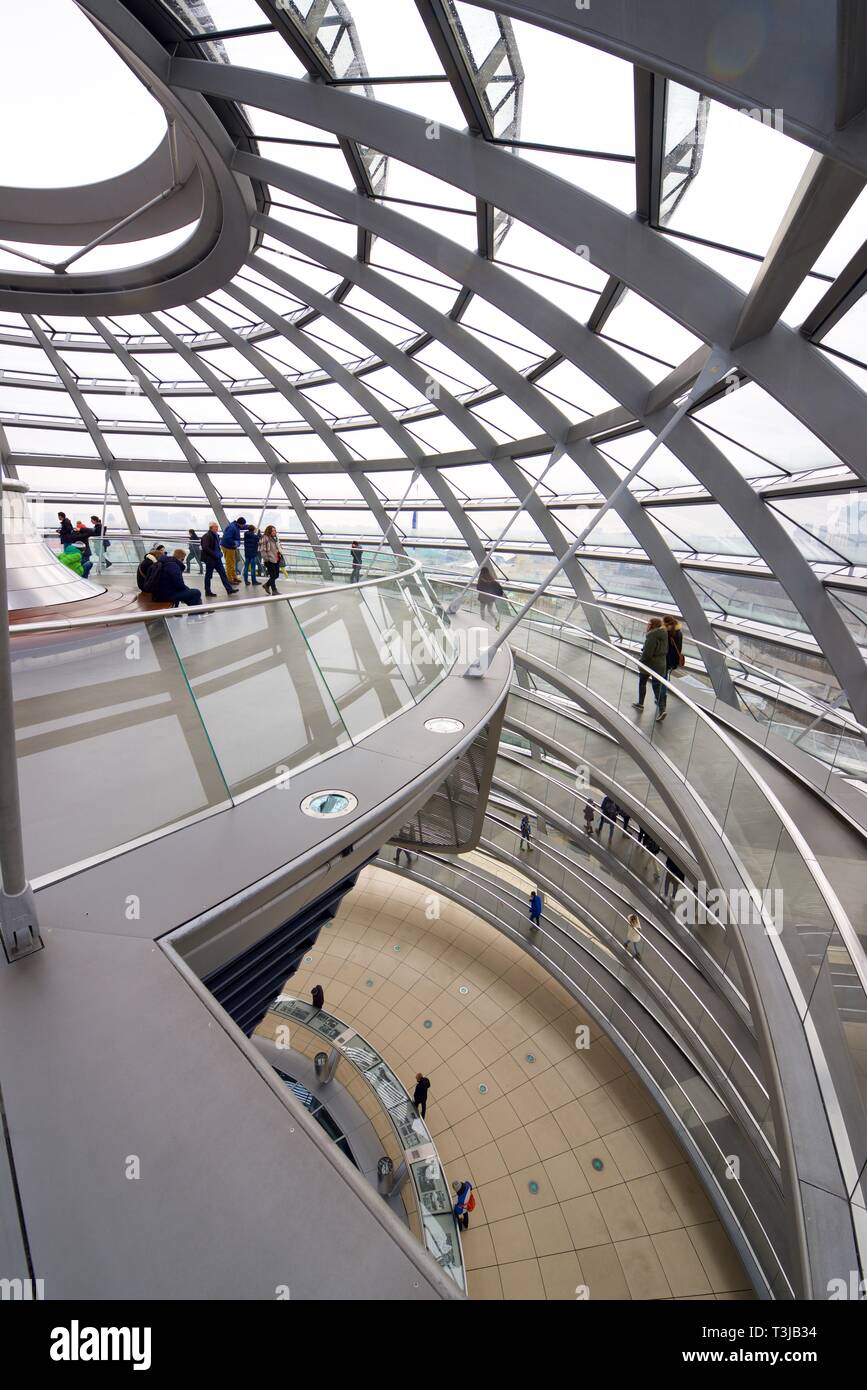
624, 912, 642, 960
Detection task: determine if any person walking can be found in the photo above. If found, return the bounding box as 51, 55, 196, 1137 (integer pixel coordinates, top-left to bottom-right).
583, 798, 596, 835
350, 539, 363, 583
623, 912, 642, 960
152, 549, 203, 608
597, 793, 617, 845
57, 511, 74, 549
242, 523, 261, 586
310, 984, 325, 1011
185, 528, 203, 574
221, 515, 245, 586
259, 525, 281, 595
664, 615, 684, 678
453, 1179, 475, 1230
519, 813, 533, 851
90, 516, 112, 568
529, 888, 543, 927
136, 544, 166, 593
633, 617, 670, 723
395, 846, 416, 867
477, 564, 505, 630
662, 855, 686, 903
202, 522, 238, 597
413, 1073, 431, 1119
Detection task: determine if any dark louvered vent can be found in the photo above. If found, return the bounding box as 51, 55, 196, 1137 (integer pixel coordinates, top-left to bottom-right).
203, 863, 368, 1036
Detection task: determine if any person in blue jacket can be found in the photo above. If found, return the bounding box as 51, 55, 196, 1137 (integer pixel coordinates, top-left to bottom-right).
221, 516, 245, 586
453, 1180, 474, 1230
242, 523, 261, 586
153, 549, 203, 608
529, 889, 543, 927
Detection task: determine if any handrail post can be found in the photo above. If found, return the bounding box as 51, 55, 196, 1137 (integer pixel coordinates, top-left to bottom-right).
0, 500, 42, 962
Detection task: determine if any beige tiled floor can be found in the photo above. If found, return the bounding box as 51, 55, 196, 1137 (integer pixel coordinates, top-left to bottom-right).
287, 864, 753, 1301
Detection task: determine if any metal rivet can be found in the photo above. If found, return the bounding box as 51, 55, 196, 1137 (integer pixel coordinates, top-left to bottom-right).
479, 1084, 488, 1094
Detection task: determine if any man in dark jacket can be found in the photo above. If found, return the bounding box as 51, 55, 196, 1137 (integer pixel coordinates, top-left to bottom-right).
413, 1073, 431, 1119
57, 512, 74, 548
153, 549, 203, 607
519, 813, 532, 851
350, 539, 363, 583
633, 617, 670, 722
311, 984, 325, 1011
202, 522, 237, 597
242, 523, 261, 586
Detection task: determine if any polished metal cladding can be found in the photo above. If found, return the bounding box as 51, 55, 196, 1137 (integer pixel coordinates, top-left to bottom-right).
1, 479, 103, 610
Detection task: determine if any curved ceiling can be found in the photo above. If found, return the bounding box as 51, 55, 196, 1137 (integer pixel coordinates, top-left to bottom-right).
1, 0, 865, 718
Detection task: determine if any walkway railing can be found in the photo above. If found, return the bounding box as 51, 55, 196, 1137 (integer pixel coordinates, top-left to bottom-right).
269, 994, 466, 1292
428, 574, 867, 784
10, 561, 456, 883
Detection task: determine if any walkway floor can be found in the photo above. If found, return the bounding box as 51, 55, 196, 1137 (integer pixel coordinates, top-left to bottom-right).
288, 864, 753, 1301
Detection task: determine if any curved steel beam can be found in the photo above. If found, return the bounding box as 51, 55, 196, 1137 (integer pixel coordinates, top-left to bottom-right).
86, 317, 229, 529
141, 312, 330, 576
170, 61, 867, 480
243, 251, 607, 635
467, 0, 867, 177
250, 198, 727, 677
248, 181, 864, 718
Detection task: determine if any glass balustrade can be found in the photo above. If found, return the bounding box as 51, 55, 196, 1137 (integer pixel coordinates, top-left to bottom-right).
10, 564, 458, 882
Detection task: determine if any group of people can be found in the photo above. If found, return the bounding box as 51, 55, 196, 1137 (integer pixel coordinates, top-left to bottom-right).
131, 519, 286, 607
634, 615, 684, 722
56, 512, 112, 578
184, 519, 285, 598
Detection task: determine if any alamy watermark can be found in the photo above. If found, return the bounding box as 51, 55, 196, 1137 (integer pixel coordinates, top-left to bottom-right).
674, 881, 783, 934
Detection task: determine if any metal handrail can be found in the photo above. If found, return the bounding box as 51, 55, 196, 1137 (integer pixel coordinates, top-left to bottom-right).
10, 555, 425, 635
428, 572, 867, 742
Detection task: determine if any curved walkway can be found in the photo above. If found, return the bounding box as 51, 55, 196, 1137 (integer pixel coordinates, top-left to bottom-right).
285, 864, 752, 1301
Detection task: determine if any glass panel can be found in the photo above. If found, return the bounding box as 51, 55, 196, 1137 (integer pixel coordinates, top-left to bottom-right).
167, 600, 351, 796
13, 620, 230, 880
291, 587, 415, 738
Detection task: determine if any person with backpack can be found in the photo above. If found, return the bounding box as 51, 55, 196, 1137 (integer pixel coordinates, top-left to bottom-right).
58, 544, 88, 578
259, 525, 281, 595
242, 523, 261, 586
453, 1180, 475, 1230
202, 522, 237, 597
90, 516, 112, 568
220, 516, 245, 586
624, 912, 642, 961
519, 812, 532, 851
529, 888, 543, 927
413, 1073, 431, 1120
136, 545, 166, 594
185, 528, 203, 574
633, 616, 670, 723
152, 549, 203, 608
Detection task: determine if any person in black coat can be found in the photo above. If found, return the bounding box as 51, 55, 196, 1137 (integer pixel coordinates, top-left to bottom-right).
201, 521, 237, 596
350, 540, 363, 583
90, 515, 112, 568
413, 1073, 431, 1119
311, 984, 325, 1011
153, 550, 202, 607
57, 512, 74, 548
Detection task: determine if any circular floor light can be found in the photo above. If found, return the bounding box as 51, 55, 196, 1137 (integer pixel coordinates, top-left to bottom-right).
424, 717, 464, 734
300, 790, 358, 818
